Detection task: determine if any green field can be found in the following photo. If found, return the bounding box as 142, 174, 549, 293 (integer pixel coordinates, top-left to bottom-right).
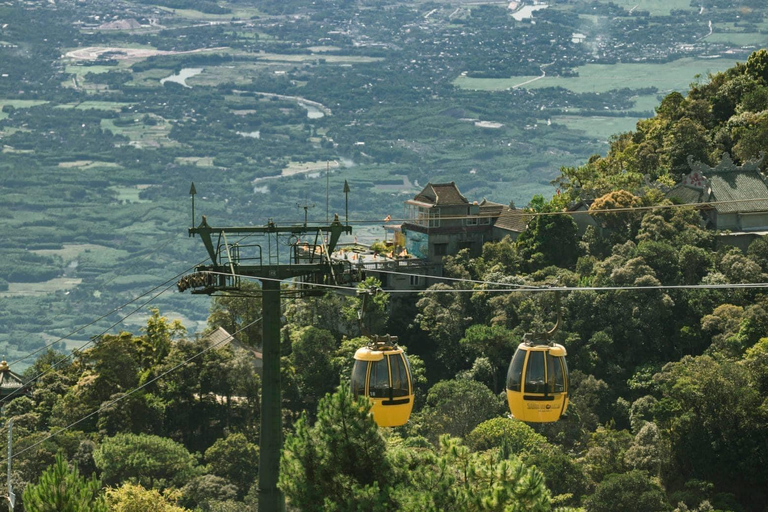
548, 116, 641, 140
32, 243, 118, 263
56, 101, 133, 111
58, 160, 123, 169
185, 54, 382, 88
108, 185, 153, 203
65, 64, 123, 76
0, 99, 48, 119
706, 32, 768, 46
101, 116, 177, 148
455, 58, 742, 94
632, 93, 662, 113
599, 0, 694, 15
0, 278, 83, 297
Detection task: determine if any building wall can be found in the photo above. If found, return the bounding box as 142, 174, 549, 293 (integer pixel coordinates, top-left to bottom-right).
739, 212, 768, 231
716, 212, 739, 231
717, 232, 764, 252
571, 207, 598, 237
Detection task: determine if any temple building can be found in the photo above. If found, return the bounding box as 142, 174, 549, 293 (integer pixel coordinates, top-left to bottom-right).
667, 153, 768, 249
667, 153, 768, 232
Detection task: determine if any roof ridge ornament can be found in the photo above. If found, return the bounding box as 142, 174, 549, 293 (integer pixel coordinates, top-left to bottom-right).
687, 151, 765, 175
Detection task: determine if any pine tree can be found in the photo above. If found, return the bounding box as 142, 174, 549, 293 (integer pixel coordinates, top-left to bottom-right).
280, 386, 394, 511
22, 452, 107, 512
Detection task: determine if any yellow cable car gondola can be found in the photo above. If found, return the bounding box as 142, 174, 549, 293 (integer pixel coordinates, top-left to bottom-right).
506, 341, 569, 422
351, 335, 414, 427
505, 291, 569, 422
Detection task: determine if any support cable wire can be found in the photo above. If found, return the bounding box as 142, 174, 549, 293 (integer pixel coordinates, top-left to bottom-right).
0, 280, 179, 408
8, 251, 186, 369
2, 232, 261, 406
6, 232, 183, 368
363, 268, 540, 289
4, 316, 263, 464
203, 270, 768, 294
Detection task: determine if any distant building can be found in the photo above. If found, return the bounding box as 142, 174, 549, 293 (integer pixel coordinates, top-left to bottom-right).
207, 327, 262, 374
400, 182, 529, 263
667, 153, 768, 249
329, 182, 530, 290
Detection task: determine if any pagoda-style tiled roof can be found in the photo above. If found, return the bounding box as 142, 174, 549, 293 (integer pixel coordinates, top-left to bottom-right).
667, 184, 706, 205
479, 199, 505, 216
709, 171, 768, 214
494, 207, 530, 233
671, 152, 768, 214
411, 182, 469, 206
0, 360, 25, 396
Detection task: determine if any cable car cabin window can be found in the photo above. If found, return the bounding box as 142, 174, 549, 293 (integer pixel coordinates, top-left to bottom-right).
547, 353, 566, 393
351, 360, 368, 398
369, 359, 390, 398
524, 351, 547, 394
506, 349, 526, 392
389, 354, 409, 397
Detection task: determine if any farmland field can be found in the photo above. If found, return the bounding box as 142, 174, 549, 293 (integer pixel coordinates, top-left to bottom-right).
0, 278, 83, 297
548, 116, 641, 141
601, 0, 697, 15
454, 58, 742, 94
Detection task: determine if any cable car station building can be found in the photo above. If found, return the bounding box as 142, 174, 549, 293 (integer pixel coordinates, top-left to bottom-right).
399, 182, 528, 263
335, 182, 531, 290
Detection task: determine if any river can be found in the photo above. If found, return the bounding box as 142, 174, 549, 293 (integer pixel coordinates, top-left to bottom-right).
160, 67, 203, 88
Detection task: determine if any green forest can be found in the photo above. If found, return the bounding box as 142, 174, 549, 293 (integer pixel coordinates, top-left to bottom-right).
3, 50, 768, 511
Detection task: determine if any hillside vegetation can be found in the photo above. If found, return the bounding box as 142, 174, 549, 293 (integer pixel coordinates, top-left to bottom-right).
4, 55, 768, 511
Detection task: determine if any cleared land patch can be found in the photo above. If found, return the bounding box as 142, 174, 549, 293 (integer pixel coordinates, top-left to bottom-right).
175, 156, 218, 167
454, 58, 741, 94
58, 160, 122, 169
549, 116, 641, 140
0, 278, 82, 297
55, 101, 133, 111
155, 5, 262, 20
65, 46, 228, 61
32, 243, 116, 263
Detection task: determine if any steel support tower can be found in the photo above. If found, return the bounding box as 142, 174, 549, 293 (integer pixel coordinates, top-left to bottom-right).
180, 192, 351, 511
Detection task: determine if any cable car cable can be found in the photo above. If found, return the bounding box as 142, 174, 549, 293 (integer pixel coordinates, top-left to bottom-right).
3, 316, 263, 464
368, 268, 541, 289
7, 256, 188, 369
0, 280, 180, 408
4, 231, 259, 372
10, 233, 185, 364
202, 270, 768, 294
